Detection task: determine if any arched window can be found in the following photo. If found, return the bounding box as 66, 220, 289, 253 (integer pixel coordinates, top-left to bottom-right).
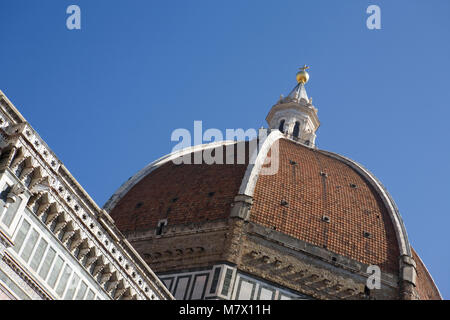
293, 121, 300, 138
278, 120, 285, 133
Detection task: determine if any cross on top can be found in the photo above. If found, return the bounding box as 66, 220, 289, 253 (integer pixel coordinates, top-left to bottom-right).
299, 64, 310, 71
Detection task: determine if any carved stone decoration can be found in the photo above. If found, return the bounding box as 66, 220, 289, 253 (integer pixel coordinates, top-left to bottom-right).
9, 147, 25, 169
53, 216, 68, 234
84, 248, 99, 269
44, 207, 61, 226
69, 230, 83, 251
36, 201, 52, 217
106, 272, 120, 293
99, 266, 113, 284
77, 240, 91, 260
4, 183, 26, 207
113, 280, 127, 300
121, 288, 134, 300
92, 258, 106, 277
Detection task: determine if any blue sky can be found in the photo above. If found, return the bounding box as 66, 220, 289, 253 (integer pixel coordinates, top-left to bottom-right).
0, 0, 449, 298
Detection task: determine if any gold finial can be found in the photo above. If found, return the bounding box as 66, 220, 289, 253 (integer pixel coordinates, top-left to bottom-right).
296, 64, 310, 84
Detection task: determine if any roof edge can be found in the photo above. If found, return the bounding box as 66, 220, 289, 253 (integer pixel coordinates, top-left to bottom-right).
412, 247, 443, 300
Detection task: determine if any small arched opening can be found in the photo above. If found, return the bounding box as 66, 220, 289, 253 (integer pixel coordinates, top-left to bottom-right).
278, 119, 285, 133
293, 121, 300, 138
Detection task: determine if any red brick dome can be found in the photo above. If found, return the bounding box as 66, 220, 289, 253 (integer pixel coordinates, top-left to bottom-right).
105, 132, 441, 299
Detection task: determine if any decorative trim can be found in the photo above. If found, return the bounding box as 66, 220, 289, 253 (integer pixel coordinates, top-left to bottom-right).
238, 130, 283, 196
2, 252, 52, 300
0, 228, 14, 248
247, 222, 398, 288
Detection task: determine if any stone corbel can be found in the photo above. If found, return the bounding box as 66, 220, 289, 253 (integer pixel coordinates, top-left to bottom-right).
29, 177, 51, 194
273, 259, 282, 268
314, 279, 333, 291
61, 223, 76, 243
36, 201, 52, 217
121, 288, 135, 300
69, 231, 83, 251
53, 215, 68, 234
4, 183, 26, 208
113, 280, 127, 300
92, 258, 106, 277
303, 274, 320, 286
26, 193, 41, 208
106, 272, 120, 292
9, 148, 25, 169
85, 248, 99, 268
19, 165, 34, 180
339, 288, 358, 299
99, 266, 113, 284
77, 240, 91, 260
45, 209, 61, 226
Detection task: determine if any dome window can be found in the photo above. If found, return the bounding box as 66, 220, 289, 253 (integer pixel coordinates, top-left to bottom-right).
135, 202, 143, 209
322, 215, 330, 223
156, 219, 168, 236
278, 120, 285, 133
293, 121, 300, 138
363, 231, 372, 239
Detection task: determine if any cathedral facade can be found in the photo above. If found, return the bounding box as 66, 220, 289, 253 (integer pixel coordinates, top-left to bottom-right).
0, 68, 442, 300
0, 91, 172, 300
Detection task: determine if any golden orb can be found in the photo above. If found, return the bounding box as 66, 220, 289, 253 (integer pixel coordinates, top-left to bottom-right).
296, 65, 310, 84
296, 70, 309, 84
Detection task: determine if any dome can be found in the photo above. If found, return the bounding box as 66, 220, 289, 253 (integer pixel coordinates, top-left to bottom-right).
108, 137, 400, 272
105, 134, 440, 299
